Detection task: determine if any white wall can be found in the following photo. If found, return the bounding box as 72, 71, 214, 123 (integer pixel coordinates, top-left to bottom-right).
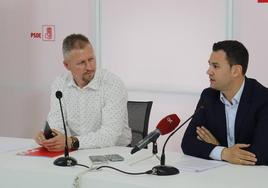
233, 0, 268, 86
101, 0, 227, 93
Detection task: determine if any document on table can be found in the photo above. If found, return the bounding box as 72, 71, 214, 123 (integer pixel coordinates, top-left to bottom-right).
0, 137, 36, 153
175, 156, 227, 172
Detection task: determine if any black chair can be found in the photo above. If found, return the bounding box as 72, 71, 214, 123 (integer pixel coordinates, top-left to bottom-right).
127, 101, 153, 147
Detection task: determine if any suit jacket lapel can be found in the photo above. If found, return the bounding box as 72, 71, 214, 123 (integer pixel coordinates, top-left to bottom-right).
235, 78, 252, 142
216, 100, 228, 146
212, 93, 228, 146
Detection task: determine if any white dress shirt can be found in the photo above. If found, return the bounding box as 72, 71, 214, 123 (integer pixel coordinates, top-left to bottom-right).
47, 69, 132, 149
209, 80, 245, 160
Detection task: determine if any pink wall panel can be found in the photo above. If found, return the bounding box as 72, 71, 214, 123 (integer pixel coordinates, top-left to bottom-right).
0, 0, 96, 138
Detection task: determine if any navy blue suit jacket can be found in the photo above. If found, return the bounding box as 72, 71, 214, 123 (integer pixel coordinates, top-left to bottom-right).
181, 78, 268, 165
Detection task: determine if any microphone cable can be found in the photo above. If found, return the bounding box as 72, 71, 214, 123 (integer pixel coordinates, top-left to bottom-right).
96, 165, 152, 175
75, 163, 152, 175
76, 163, 91, 169
72, 164, 152, 188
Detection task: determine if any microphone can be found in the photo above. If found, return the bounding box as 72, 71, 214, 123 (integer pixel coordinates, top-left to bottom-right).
151, 105, 205, 175
53, 91, 77, 167
131, 114, 180, 154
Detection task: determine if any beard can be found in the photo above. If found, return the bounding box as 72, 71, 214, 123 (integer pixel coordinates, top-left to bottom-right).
82, 72, 95, 84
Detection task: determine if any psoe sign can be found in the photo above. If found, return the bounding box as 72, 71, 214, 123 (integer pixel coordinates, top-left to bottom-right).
30, 25, 55, 41
31, 32, 41, 39
42, 25, 55, 41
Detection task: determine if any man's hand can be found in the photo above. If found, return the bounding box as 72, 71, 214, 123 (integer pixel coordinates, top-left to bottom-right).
221, 144, 257, 165
196, 126, 220, 145
34, 131, 46, 146
41, 129, 72, 152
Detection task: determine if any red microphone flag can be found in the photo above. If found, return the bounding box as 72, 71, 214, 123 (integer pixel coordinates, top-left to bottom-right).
156, 114, 180, 135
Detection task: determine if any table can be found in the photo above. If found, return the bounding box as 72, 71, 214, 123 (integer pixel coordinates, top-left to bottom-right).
0, 137, 267, 188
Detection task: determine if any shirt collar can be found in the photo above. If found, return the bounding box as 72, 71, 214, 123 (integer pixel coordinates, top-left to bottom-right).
220, 79, 245, 106
66, 69, 100, 90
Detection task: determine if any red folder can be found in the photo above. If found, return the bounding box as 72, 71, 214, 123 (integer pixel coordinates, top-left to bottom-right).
258, 0, 268, 3
17, 147, 75, 158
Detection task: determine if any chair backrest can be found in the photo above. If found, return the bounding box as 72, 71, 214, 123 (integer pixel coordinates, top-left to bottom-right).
127, 101, 153, 147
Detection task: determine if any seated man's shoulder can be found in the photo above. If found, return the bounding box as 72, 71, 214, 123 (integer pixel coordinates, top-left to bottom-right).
99, 69, 127, 100
248, 78, 268, 98
101, 69, 125, 86
201, 87, 219, 98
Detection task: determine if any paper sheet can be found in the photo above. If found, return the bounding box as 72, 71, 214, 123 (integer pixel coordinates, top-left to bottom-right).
175, 156, 227, 172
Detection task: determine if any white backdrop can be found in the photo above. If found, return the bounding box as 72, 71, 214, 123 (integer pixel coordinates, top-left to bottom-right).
101, 0, 227, 93
233, 0, 268, 86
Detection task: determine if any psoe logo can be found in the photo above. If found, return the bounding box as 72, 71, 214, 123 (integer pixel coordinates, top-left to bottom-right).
42, 25, 55, 41
31, 32, 41, 39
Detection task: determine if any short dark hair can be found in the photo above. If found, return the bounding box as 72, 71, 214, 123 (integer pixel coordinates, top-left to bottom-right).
213, 40, 248, 75
62, 34, 91, 58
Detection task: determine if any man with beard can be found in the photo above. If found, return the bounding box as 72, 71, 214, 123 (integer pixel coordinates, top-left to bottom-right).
35, 34, 131, 151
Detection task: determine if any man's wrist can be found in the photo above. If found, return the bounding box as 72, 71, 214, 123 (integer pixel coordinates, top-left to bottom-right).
70, 136, 80, 150
209, 146, 225, 161
221, 148, 228, 161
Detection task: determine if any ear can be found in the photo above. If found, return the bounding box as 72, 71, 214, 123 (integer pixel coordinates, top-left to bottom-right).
63, 60, 70, 70
231, 65, 242, 77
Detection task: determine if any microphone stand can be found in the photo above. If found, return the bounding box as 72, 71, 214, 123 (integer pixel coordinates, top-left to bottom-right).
129, 141, 160, 166
151, 106, 204, 175
151, 114, 194, 175
54, 91, 77, 167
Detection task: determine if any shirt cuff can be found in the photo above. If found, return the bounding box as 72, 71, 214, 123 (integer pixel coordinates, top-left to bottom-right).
209, 146, 226, 161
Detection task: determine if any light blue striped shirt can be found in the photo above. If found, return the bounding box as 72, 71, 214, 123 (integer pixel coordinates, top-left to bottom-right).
209, 80, 245, 160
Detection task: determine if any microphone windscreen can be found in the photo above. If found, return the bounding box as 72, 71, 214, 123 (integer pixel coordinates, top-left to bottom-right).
55, 91, 63, 99
156, 114, 180, 135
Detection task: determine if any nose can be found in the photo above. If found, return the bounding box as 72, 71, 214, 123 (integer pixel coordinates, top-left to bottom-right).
85, 61, 94, 70
206, 68, 210, 75
207, 66, 212, 75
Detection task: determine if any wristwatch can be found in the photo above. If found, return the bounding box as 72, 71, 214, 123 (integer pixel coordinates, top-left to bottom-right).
70, 136, 79, 150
